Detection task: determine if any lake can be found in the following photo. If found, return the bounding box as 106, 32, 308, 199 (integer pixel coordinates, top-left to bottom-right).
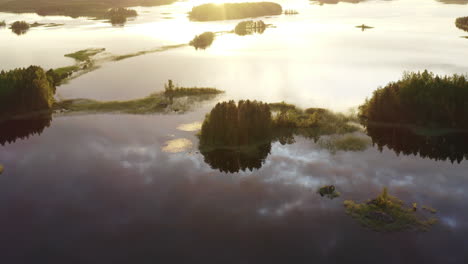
1, 0, 468, 263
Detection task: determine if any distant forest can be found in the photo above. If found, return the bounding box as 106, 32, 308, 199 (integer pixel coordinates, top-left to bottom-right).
189, 2, 282, 21
0, 0, 176, 17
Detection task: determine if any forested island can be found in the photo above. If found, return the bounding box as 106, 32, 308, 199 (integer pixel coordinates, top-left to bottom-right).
106, 7, 137, 25
189, 32, 215, 50
199, 100, 363, 172
359, 71, 468, 129
456, 16, 468, 32
189, 2, 282, 21
10, 20, 30, 35
0, 66, 57, 121
358, 71, 468, 163
0, 0, 175, 18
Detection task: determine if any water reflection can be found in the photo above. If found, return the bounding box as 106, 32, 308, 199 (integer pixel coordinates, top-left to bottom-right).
0, 113, 52, 146
234, 20, 266, 36
201, 143, 271, 173
366, 124, 468, 163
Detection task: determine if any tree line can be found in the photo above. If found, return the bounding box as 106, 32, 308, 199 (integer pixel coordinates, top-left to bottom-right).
456, 16, 468, 32
359, 71, 468, 129
0, 66, 58, 119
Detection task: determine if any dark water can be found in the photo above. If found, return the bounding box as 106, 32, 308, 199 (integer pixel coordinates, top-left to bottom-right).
1, 110, 468, 263
1, 0, 468, 263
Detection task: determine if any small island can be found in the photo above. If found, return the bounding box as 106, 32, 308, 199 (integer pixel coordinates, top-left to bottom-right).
318, 185, 340, 199
344, 188, 437, 232
455, 16, 468, 32
55, 80, 223, 114
198, 100, 362, 172
189, 2, 282, 21
355, 24, 373, 31
106, 7, 138, 25
0, 66, 57, 120
10, 21, 30, 35
189, 32, 215, 50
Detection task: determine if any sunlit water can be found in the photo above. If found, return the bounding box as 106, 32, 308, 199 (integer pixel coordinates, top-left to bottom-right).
1, 0, 468, 263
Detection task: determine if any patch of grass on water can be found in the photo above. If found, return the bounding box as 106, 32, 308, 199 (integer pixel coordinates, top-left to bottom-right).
65, 48, 105, 62
0, 164, 4, 174
112, 44, 187, 61
344, 187, 437, 232
318, 185, 340, 199
53, 65, 80, 76
55, 83, 223, 114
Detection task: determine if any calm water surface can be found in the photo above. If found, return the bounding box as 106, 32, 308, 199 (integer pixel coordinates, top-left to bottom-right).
1, 0, 468, 263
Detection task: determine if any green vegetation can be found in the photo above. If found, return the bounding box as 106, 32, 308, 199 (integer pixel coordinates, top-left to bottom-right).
200, 101, 272, 148
272, 104, 359, 137
199, 100, 273, 173
456, 16, 468, 32
0, 66, 57, 120
55, 80, 223, 114
318, 134, 371, 154
199, 100, 360, 172
0, 164, 3, 174
0, 0, 176, 18
318, 185, 340, 199
10, 21, 30, 35
189, 32, 215, 50
234, 20, 266, 36
111, 44, 187, 61
359, 71, 468, 129
344, 187, 437, 232
106, 8, 137, 25
65, 48, 106, 62
284, 9, 299, 15
0, 20, 5, 27
164, 80, 222, 98
189, 2, 282, 21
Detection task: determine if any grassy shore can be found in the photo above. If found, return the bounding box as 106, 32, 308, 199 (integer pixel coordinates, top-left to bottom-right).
55, 87, 224, 114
